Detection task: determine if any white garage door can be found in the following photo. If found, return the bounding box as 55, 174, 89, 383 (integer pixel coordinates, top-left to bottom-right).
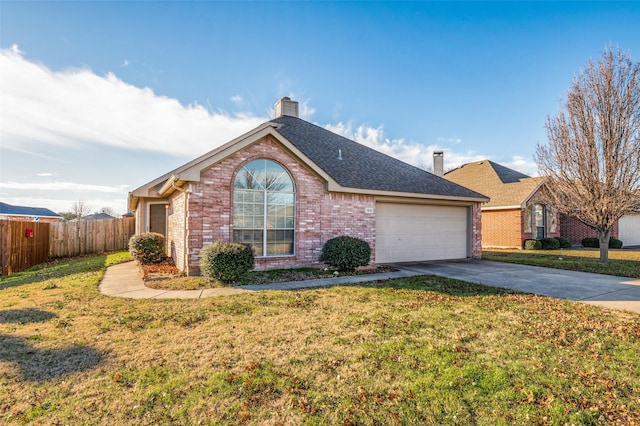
619, 214, 640, 246
375, 203, 469, 263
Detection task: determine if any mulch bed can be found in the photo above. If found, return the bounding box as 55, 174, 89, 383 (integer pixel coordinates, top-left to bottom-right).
139, 258, 181, 279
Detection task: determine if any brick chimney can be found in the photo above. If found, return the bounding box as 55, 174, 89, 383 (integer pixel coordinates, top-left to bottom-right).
274, 97, 299, 118
433, 150, 444, 176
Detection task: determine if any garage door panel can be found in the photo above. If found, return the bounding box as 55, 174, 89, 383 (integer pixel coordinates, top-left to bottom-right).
376, 203, 468, 263
619, 214, 640, 246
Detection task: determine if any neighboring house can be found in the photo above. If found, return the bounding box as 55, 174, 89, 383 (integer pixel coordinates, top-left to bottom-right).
128, 97, 488, 275
84, 212, 116, 221
619, 213, 640, 246
559, 214, 619, 246
0, 201, 62, 223
442, 160, 559, 248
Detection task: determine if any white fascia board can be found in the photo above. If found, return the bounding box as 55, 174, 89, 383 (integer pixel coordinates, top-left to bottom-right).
482, 205, 522, 211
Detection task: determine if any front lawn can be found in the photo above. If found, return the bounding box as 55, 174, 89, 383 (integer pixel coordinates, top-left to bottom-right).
1, 252, 639, 425
483, 249, 640, 278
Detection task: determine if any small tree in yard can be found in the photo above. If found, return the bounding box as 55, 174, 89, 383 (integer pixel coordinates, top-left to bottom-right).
536, 46, 640, 264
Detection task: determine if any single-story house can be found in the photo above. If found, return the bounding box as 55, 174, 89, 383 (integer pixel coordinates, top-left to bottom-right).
559, 214, 619, 246
0, 202, 62, 223
128, 98, 488, 275
84, 212, 116, 221
442, 159, 559, 248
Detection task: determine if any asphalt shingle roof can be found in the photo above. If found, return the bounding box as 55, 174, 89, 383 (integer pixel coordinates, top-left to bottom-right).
270, 115, 486, 199
444, 160, 544, 208
0, 202, 61, 218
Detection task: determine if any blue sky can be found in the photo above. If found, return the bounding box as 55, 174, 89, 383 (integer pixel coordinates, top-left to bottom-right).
1, 1, 639, 215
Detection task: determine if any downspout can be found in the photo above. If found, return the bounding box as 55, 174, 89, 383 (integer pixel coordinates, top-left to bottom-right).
171, 180, 190, 275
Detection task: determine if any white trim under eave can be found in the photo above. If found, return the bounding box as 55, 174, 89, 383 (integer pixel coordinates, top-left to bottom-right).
481, 205, 523, 211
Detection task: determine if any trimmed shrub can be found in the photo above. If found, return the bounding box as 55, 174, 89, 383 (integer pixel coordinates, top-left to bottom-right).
555, 237, 572, 249
581, 237, 600, 248
609, 238, 623, 249
523, 239, 542, 250
319, 236, 371, 272
199, 240, 254, 284
540, 237, 560, 250
128, 232, 166, 264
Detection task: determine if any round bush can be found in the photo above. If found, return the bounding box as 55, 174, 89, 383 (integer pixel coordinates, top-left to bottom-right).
319, 236, 371, 272
581, 237, 600, 248
555, 237, 572, 249
128, 232, 166, 264
609, 238, 623, 249
540, 237, 560, 250
523, 239, 542, 250
199, 240, 254, 284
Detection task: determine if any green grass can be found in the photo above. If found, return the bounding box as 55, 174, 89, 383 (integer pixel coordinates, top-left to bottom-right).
482, 249, 640, 278
1, 252, 639, 425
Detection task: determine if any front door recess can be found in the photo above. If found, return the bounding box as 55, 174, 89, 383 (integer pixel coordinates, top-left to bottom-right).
149, 204, 167, 237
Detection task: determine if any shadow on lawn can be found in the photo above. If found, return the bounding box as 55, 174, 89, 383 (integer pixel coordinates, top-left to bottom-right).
0, 308, 104, 382
0, 255, 108, 290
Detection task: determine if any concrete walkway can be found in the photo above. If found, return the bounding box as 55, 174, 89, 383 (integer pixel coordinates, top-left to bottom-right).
99, 259, 640, 314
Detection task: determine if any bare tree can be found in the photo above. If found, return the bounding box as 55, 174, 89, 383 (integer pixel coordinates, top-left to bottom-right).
70, 200, 92, 220
99, 206, 115, 216
536, 46, 640, 264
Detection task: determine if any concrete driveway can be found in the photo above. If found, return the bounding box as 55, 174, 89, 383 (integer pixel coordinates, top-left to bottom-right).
392, 259, 640, 314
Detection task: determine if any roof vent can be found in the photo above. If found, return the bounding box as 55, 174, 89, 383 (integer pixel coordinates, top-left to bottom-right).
274, 97, 299, 118
433, 150, 444, 176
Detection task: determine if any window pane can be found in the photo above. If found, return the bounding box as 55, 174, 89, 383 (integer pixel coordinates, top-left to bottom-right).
266, 230, 294, 255
233, 159, 295, 257
233, 230, 263, 257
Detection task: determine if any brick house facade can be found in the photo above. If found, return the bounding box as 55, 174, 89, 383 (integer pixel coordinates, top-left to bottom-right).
129, 98, 487, 275
559, 214, 619, 246
444, 160, 560, 249
0, 202, 62, 223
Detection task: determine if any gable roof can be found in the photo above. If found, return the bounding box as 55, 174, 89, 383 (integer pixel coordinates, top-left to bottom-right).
129, 116, 488, 209
84, 212, 116, 220
444, 160, 544, 209
270, 116, 485, 199
0, 202, 61, 218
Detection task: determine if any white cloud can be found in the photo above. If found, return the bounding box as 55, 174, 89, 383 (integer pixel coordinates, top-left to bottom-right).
230, 94, 243, 104
0, 47, 266, 158
437, 137, 462, 145
0, 181, 128, 193
501, 155, 539, 177
36, 172, 53, 177
326, 121, 536, 175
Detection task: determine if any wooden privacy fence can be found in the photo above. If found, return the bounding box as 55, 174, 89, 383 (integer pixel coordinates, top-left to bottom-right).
0, 221, 50, 276
49, 217, 135, 258
1, 217, 135, 276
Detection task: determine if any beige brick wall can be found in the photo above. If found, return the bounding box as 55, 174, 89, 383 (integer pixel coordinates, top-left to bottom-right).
167, 191, 187, 272
482, 209, 523, 248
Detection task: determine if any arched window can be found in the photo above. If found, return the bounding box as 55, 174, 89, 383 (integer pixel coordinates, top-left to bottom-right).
233, 159, 295, 256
